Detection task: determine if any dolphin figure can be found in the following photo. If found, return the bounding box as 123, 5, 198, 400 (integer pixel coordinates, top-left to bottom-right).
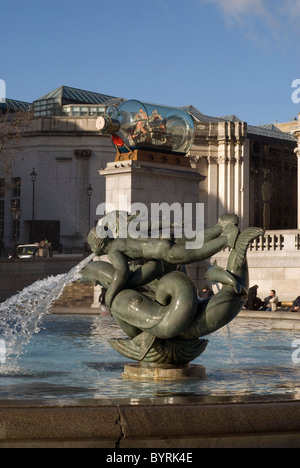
106, 226, 263, 364
80, 217, 264, 365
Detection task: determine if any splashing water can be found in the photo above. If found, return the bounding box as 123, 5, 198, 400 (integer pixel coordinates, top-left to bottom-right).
212, 280, 236, 364
0, 253, 95, 369
226, 324, 236, 364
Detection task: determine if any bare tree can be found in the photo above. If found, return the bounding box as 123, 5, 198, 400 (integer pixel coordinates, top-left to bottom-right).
0, 109, 33, 192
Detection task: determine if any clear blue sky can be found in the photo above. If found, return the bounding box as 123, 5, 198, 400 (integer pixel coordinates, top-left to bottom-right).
1, 0, 299, 125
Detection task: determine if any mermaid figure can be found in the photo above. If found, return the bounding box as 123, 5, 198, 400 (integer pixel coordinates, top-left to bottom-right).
81, 211, 264, 365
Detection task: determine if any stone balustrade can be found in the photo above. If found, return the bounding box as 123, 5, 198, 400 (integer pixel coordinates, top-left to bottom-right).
249, 230, 300, 253
209, 229, 300, 303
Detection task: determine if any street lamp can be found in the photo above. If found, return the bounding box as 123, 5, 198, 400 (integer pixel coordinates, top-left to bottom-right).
10, 200, 21, 257
87, 183, 93, 231
30, 168, 37, 242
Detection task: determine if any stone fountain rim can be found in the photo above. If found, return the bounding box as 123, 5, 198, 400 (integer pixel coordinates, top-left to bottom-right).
0, 394, 300, 448
0, 392, 299, 407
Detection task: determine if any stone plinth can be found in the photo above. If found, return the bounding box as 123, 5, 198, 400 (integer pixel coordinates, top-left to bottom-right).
122, 363, 206, 380
99, 158, 205, 288
100, 159, 204, 211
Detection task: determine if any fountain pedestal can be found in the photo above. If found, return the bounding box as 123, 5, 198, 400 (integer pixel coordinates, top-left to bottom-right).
122, 363, 206, 380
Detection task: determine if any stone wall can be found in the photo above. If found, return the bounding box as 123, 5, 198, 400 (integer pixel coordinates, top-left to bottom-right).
51, 281, 94, 308
0, 256, 84, 303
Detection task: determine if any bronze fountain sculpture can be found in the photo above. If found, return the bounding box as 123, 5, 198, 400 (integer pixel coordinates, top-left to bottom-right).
80, 102, 264, 377
81, 211, 264, 372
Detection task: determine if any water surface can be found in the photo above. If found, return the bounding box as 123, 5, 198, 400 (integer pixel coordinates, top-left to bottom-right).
0, 314, 299, 400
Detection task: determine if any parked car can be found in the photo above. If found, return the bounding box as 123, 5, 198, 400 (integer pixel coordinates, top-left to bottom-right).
16, 244, 39, 259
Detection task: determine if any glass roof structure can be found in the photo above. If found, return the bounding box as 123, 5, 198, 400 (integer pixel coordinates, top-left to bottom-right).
0, 98, 32, 115
33, 85, 123, 117
247, 123, 297, 144
182, 105, 297, 145
36, 85, 117, 105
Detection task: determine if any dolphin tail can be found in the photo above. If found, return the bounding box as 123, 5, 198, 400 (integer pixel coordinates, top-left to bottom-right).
233, 227, 265, 269
132, 332, 157, 360
205, 226, 264, 295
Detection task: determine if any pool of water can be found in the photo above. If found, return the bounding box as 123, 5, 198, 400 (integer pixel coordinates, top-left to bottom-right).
0, 314, 300, 400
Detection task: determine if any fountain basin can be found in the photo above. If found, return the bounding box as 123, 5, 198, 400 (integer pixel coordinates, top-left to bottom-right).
0, 314, 300, 447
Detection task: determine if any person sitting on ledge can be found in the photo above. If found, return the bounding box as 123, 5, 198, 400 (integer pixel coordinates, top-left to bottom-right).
244, 285, 263, 310
290, 296, 300, 313
260, 290, 279, 311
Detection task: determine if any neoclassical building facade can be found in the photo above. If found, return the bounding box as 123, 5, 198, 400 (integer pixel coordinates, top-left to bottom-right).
186, 106, 297, 232
0, 86, 297, 255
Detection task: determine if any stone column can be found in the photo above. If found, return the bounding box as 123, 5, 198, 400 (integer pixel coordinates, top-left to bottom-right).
292, 114, 300, 229
226, 122, 235, 214
217, 122, 230, 216
297, 150, 300, 230
217, 154, 228, 216
234, 147, 241, 219
207, 156, 218, 227
295, 149, 300, 229
227, 154, 235, 214
241, 137, 250, 230
234, 122, 247, 227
